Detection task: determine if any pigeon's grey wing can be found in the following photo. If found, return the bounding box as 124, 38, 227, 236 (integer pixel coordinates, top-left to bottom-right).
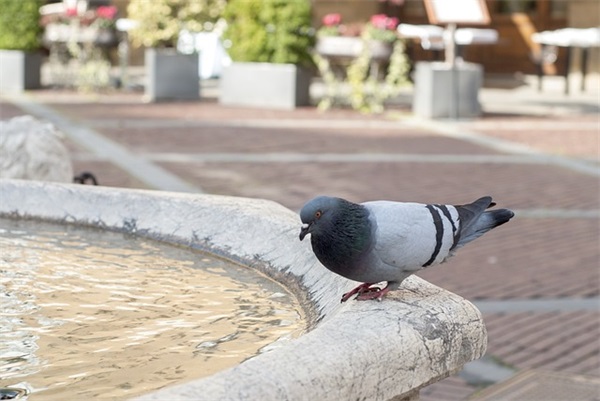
363, 201, 460, 272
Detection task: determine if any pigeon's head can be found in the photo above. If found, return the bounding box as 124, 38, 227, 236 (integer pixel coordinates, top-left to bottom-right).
299, 196, 341, 241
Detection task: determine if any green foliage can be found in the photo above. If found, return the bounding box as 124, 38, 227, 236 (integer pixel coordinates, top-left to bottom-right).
223, 0, 314, 66
347, 39, 410, 113
127, 0, 226, 48
362, 23, 398, 43
315, 38, 410, 114
0, 0, 44, 50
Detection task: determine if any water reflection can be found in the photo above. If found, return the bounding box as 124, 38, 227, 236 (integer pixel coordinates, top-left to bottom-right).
0, 218, 304, 400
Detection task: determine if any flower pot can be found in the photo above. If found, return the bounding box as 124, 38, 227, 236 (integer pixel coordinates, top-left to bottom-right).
412, 61, 483, 119
44, 24, 118, 47
0, 49, 42, 93
219, 62, 311, 110
145, 48, 200, 102
367, 40, 394, 60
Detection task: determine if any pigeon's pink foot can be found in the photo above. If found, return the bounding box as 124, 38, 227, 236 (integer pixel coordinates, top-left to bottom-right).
341, 282, 379, 303
356, 286, 390, 302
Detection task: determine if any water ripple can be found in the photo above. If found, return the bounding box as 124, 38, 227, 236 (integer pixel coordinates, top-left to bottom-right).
0, 218, 304, 400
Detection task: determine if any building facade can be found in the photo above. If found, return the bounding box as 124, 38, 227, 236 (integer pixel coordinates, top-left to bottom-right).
70, 0, 599, 79
314, 0, 599, 77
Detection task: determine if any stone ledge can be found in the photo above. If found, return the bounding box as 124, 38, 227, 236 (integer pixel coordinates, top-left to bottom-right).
0, 179, 487, 401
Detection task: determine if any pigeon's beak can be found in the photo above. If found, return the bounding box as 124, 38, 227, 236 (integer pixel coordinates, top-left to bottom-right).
299, 223, 311, 241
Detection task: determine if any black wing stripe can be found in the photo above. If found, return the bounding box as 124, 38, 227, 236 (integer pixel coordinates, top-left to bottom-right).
423, 204, 443, 267
436, 204, 456, 233
436, 204, 460, 250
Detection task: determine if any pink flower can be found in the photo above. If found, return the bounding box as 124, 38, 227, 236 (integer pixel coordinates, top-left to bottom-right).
370, 14, 398, 31
385, 17, 399, 30
322, 13, 342, 27
65, 7, 78, 17
370, 14, 388, 29
96, 5, 118, 20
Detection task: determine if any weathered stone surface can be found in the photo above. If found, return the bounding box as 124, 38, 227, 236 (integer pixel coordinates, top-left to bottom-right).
0, 180, 487, 401
0, 116, 73, 182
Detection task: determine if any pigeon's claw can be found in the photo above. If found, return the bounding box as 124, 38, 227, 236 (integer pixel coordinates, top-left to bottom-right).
341, 283, 373, 302
356, 286, 390, 302
341, 282, 377, 303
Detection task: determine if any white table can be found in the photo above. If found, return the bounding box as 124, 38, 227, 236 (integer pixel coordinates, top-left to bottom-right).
398, 24, 498, 61
532, 28, 600, 94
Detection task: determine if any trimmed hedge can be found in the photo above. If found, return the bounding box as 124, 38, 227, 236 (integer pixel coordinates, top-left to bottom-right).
223, 0, 314, 66
0, 0, 44, 50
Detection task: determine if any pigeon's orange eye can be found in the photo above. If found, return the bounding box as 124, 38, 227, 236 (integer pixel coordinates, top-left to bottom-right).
315, 211, 322, 219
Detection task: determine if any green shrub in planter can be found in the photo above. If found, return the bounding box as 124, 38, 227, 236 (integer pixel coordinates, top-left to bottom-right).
0, 0, 43, 50
0, 0, 43, 92
223, 0, 314, 66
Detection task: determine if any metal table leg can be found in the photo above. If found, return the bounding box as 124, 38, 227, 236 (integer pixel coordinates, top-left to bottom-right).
580, 47, 589, 92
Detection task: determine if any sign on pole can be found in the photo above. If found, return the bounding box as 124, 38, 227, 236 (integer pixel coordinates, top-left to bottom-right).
423, 0, 491, 25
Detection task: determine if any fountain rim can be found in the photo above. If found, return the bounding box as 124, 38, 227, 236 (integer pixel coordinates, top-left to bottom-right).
0, 179, 487, 401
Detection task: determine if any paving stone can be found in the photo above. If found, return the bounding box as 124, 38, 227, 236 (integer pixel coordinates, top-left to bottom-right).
420, 375, 476, 401
471, 370, 600, 401
562, 355, 600, 375
158, 161, 599, 211
0, 100, 26, 119
95, 125, 500, 155
467, 123, 599, 160
485, 311, 600, 376
481, 312, 533, 333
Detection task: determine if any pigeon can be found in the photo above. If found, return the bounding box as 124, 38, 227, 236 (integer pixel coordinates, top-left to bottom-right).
299, 195, 514, 302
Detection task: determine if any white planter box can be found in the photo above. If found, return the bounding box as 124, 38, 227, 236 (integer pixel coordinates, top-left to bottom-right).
43, 24, 118, 47
316, 36, 393, 60
0, 50, 42, 93
219, 62, 311, 110
145, 48, 200, 102
412, 61, 483, 119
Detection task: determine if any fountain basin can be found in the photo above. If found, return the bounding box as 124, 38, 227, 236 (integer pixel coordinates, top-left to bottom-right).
0, 179, 487, 401
0, 217, 303, 400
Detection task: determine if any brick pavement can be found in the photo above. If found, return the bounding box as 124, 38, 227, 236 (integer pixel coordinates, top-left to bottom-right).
1, 83, 598, 400
464, 117, 599, 161
484, 311, 600, 374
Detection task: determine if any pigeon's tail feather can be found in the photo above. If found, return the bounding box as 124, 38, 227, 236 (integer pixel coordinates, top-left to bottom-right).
454, 197, 514, 249
456, 209, 514, 248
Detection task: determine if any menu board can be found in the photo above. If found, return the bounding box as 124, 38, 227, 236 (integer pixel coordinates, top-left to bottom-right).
424, 0, 491, 25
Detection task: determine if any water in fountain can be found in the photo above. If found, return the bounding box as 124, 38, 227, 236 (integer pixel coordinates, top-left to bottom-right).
0, 218, 304, 400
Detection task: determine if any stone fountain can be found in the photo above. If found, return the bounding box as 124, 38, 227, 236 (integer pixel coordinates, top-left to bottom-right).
0, 179, 486, 401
